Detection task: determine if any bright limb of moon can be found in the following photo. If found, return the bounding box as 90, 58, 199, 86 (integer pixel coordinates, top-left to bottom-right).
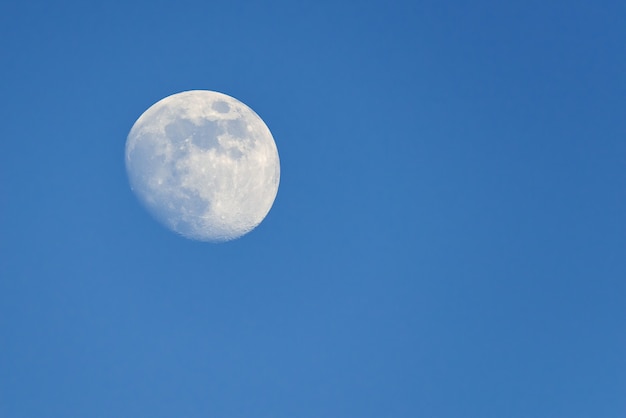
125, 90, 280, 242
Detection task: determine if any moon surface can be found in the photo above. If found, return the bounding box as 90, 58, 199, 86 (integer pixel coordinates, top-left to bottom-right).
125, 90, 280, 242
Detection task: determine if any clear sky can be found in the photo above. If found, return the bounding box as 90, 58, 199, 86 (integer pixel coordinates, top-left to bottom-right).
1, 0, 624, 417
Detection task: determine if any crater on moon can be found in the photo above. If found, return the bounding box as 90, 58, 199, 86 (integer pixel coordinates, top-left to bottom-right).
125, 90, 280, 242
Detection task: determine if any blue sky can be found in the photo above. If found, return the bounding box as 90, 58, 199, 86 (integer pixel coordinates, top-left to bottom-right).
1, 0, 625, 417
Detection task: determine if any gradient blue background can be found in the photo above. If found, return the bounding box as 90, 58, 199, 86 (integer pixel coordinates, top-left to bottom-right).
1, 1, 625, 417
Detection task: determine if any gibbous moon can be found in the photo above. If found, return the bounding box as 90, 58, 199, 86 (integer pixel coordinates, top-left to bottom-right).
125, 90, 280, 242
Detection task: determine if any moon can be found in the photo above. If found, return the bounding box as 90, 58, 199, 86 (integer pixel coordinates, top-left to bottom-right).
125, 90, 280, 242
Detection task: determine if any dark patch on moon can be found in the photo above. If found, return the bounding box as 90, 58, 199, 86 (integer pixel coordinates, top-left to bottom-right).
179, 189, 210, 216
170, 191, 211, 236
212, 101, 230, 113
164, 119, 226, 152
225, 118, 248, 138
165, 119, 196, 147
191, 120, 223, 150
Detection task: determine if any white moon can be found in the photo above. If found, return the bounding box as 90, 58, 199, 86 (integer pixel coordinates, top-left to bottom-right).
125, 90, 280, 242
